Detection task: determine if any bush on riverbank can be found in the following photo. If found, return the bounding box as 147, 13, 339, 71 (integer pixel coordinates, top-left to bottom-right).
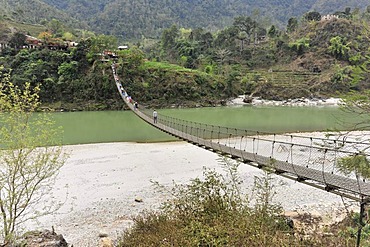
117, 158, 363, 246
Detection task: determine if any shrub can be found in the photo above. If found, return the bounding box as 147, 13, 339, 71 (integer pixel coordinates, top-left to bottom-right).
118, 158, 302, 246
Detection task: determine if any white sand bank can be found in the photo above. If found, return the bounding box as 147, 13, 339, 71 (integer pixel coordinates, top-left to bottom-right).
30, 141, 355, 246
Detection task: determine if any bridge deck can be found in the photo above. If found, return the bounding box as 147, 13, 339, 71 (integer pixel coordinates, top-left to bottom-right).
112, 64, 370, 202
134, 108, 370, 200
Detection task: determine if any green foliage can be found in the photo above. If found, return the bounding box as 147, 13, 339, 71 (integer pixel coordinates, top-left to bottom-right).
140, 61, 192, 72
349, 53, 363, 65
328, 36, 351, 60
0, 72, 66, 243
58, 61, 78, 82
330, 65, 352, 91
289, 37, 310, 55
86, 35, 118, 62
304, 11, 322, 22
2, 6, 370, 109
118, 47, 145, 70
336, 212, 370, 245
338, 154, 370, 178
37, 0, 370, 41
287, 17, 298, 33
8, 32, 26, 49
268, 25, 277, 38
118, 158, 299, 246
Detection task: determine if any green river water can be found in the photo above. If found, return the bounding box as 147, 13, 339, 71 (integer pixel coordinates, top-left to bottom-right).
52, 106, 362, 145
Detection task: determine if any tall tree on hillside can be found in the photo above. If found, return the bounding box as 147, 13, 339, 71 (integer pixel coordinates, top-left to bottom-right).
268, 25, 277, 38
214, 26, 238, 50
287, 17, 298, 33
304, 11, 321, 22
47, 19, 64, 37
38, 31, 53, 45
161, 25, 180, 62
86, 35, 118, 62
189, 28, 213, 51
215, 48, 232, 74
233, 16, 257, 45
8, 32, 26, 50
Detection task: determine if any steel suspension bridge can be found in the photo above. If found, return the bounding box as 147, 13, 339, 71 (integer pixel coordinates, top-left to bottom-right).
111, 63, 370, 204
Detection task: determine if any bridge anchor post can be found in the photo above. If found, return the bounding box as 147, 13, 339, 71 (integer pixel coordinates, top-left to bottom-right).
357, 199, 368, 247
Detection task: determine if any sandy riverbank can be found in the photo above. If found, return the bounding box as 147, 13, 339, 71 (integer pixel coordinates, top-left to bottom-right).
29, 140, 358, 246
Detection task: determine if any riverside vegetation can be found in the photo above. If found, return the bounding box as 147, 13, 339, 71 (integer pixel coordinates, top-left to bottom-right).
1, 7, 370, 110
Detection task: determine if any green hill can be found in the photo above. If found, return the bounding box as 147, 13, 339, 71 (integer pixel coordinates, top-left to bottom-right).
1, 0, 369, 40
0, 0, 87, 31
1, 4, 370, 110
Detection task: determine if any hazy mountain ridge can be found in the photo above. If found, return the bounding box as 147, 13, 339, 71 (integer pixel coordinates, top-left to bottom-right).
40, 0, 369, 39
1, 0, 369, 40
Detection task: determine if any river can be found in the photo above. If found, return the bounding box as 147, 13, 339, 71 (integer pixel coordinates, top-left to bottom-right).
52, 105, 361, 145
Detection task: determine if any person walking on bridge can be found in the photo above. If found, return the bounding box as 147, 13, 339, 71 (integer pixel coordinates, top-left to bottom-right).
153, 110, 158, 124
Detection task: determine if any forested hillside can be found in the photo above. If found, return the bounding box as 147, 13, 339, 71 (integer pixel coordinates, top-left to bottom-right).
1, 7, 370, 111
1, 0, 369, 40
0, 0, 87, 29
1, 4, 370, 111
42, 0, 370, 40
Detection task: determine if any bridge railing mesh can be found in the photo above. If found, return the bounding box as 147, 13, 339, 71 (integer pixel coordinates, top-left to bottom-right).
143, 111, 369, 198
112, 63, 370, 200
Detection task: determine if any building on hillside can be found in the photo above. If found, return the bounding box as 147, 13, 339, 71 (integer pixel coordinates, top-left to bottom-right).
118, 45, 128, 50
24, 35, 42, 49
321, 14, 339, 21
66, 40, 78, 48
0, 43, 9, 50
0, 34, 79, 51
103, 50, 118, 58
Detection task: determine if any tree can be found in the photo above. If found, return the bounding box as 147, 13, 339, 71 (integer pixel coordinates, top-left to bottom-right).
215, 48, 232, 74
0, 71, 66, 243
268, 25, 277, 38
344, 7, 351, 16
8, 32, 26, 49
47, 19, 64, 37
37, 31, 53, 45
237, 31, 247, 52
62, 32, 74, 41
161, 25, 180, 62
289, 37, 310, 55
213, 26, 238, 49
287, 17, 298, 33
233, 16, 257, 45
86, 35, 118, 62
304, 11, 321, 22
328, 36, 351, 60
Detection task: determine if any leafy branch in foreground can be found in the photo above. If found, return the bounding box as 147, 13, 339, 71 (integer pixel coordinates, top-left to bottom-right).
0, 71, 67, 244
338, 154, 370, 179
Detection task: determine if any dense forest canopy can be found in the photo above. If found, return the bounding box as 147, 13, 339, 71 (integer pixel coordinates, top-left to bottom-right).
0, 0, 369, 40
0, 0, 87, 29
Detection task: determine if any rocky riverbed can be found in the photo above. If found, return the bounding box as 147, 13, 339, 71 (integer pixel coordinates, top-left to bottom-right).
23, 138, 361, 246
229, 95, 344, 107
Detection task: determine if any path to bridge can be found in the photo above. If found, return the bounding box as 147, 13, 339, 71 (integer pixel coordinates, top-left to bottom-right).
111, 63, 370, 203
